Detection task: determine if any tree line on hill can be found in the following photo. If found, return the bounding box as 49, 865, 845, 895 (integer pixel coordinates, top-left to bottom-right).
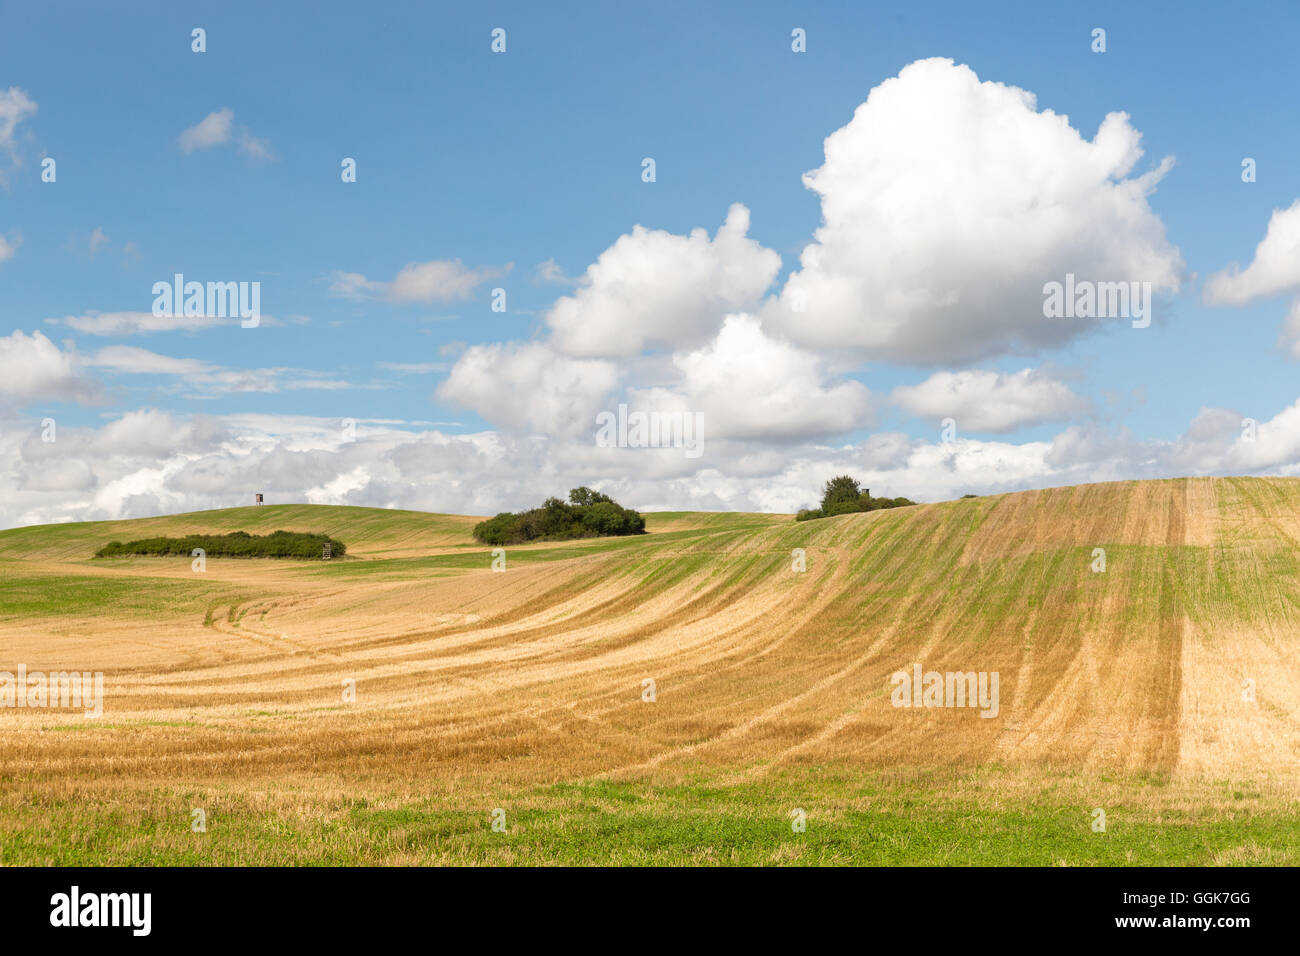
95, 530, 346, 559
473, 487, 646, 545
795, 475, 917, 522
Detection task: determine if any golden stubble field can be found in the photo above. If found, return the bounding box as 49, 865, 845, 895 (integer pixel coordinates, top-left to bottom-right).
1, 477, 1298, 864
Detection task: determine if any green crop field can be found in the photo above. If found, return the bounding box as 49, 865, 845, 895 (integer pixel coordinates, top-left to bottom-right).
1, 477, 1297, 865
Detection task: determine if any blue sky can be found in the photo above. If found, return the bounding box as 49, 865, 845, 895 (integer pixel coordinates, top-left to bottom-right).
3, 0, 1300, 525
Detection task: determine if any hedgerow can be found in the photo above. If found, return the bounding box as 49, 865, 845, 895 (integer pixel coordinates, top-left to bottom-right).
95, 530, 346, 559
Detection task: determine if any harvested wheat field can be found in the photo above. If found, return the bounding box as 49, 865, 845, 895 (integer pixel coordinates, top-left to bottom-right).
1, 477, 1298, 865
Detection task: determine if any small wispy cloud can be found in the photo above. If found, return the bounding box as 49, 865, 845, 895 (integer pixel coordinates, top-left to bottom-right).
378, 361, 450, 374
51, 310, 296, 335
50, 311, 230, 335
84, 345, 359, 396
532, 258, 577, 286
85, 346, 212, 376
178, 108, 233, 153
0, 232, 20, 262
89, 226, 110, 258
236, 129, 273, 160
179, 108, 272, 159
0, 87, 37, 184
331, 260, 510, 304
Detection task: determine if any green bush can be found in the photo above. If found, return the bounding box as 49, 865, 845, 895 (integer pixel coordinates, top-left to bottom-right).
473, 489, 645, 545
95, 530, 346, 560
794, 476, 917, 522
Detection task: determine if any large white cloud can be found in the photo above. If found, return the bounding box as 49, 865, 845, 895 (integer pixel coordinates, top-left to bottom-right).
546, 203, 781, 357
421, 59, 1195, 451
762, 57, 1183, 364
891, 367, 1090, 433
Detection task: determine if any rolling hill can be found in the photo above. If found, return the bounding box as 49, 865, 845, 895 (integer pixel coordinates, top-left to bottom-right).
1, 477, 1297, 865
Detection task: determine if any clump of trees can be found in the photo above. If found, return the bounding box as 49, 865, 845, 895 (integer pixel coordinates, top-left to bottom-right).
795, 475, 916, 522
473, 487, 646, 545
95, 530, 346, 559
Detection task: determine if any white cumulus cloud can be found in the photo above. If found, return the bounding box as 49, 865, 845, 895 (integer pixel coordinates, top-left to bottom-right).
0, 330, 102, 407
546, 203, 781, 357
1204, 199, 1300, 306
1204, 199, 1300, 361
891, 367, 1090, 433
633, 314, 875, 442
436, 341, 618, 434
763, 57, 1183, 364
